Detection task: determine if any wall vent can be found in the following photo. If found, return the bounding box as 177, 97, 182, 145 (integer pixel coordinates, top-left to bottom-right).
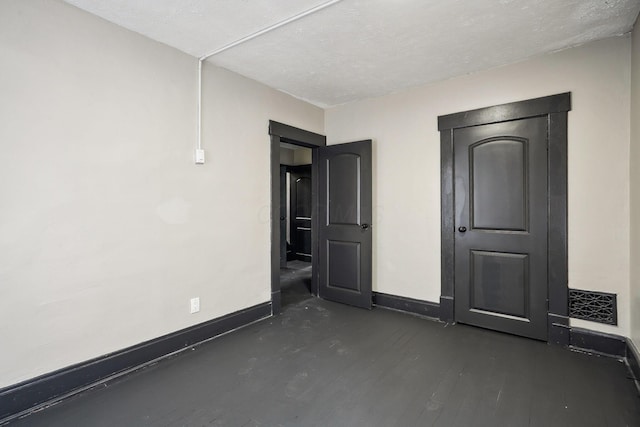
569, 289, 617, 325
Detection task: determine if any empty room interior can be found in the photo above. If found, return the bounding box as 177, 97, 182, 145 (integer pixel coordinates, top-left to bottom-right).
2, 0, 640, 425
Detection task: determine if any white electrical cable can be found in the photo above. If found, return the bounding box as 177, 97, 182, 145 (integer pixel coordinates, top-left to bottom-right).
197, 59, 202, 151
199, 0, 343, 61
196, 0, 344, 153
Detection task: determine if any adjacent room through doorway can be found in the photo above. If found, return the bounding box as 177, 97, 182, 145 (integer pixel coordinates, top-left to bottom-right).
279, 143, 313, 308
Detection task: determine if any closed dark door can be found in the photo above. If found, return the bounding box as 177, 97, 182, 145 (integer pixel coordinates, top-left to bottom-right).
454, 117, 548, 340
290, 165, 312, 262
318, 140, 372, 309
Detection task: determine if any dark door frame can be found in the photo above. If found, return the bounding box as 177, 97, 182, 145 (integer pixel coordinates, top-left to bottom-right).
269, 121, 326, 315
280, 165, 288, 267
438, 93, 572, 345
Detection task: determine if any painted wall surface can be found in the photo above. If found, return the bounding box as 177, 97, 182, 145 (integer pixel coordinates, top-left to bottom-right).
280, 146, 312, 166
280, 147, 295, 165
630, 17, 640, 350
0, 0, 323, 388
293, 147, 312, 165
326, 36, 632, 337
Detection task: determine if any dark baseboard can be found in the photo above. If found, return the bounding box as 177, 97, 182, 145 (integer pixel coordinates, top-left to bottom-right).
569, 327, 627, 358
626, 339, 640, 390
548, 313, 570, 346
0, 302, 272, 424
373, 292, 440, 319
271, 290, 282, 315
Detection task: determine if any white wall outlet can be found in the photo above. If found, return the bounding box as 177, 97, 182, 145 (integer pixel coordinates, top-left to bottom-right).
190, 297, 200, 314
194, 149, 205, 164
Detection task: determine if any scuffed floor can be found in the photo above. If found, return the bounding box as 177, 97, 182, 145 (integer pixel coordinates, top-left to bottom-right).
280, 260, 313, 308
11, 297, 640, 426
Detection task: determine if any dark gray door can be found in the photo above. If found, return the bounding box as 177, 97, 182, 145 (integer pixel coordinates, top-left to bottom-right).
318, 140, 372, 309
290, 166, 312, 262
454, 117, 548, 340
280, 165, 287, 268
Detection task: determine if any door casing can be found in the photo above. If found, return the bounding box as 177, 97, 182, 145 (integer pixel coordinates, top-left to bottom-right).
269, 121, 326, 315
438, 93, 572, 344
280, 165, 287, 268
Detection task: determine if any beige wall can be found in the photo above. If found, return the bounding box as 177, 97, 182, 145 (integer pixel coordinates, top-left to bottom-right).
0, 0, 323, 388
280, 147, 295, 165
280, 146, 312, 166
630, 16, 640, 350
293, 147, 312, 165
1, 0, 636, 392
326, 35, 632, 337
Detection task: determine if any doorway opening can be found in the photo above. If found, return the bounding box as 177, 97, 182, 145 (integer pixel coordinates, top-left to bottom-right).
280, 144, 313, 308
269, 120, 373, 315
269, 121, 326, 315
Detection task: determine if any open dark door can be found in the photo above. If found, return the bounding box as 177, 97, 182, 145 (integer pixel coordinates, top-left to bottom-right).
318, 140, 372, 309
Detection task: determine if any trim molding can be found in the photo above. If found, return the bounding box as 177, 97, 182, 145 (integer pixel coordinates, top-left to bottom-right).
548, 313, 570, 346
567, 328, 640, 393
0, 302, 271, 424
437, 92, 571, 130
373, 292, 440, 319
569, 327, 627, 358
269, 120, 326, 147
270, 121, 326, 315
626, 340, 640, 392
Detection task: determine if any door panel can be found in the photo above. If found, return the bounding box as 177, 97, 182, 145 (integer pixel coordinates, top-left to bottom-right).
290, 166, 312, 262
470, 250, 528, 318
279, 166, 287, 268
296, 227, 312, 256
328, 153, 360, 225
319, 140, 372, 309
471, 139, 528, 231
454, 117, 548, 340
295, 176, 312, 218
327, 240, 361, 292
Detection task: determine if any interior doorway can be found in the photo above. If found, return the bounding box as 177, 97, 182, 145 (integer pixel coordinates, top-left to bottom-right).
438, 93, 571, 344
269, 121, 373, 315
269, 121, 325, 315
279, 144, 313, 308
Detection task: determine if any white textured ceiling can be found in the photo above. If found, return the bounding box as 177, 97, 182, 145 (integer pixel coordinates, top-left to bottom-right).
64, 0, 640, 107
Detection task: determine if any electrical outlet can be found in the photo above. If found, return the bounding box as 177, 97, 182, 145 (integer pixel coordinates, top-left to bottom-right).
190, 297, 200, 314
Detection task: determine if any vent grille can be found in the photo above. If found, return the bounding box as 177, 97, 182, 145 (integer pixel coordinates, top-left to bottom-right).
569, 289, 617, 325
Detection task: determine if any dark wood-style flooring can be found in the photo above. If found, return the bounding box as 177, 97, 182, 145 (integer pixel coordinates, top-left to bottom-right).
10, 295, 640, 426
280, 260, 313, 308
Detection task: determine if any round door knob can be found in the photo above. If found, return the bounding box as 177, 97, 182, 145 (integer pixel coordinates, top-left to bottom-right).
361, 223, 370, 230
280, 216, 285, 221
458, 226, 467, 233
